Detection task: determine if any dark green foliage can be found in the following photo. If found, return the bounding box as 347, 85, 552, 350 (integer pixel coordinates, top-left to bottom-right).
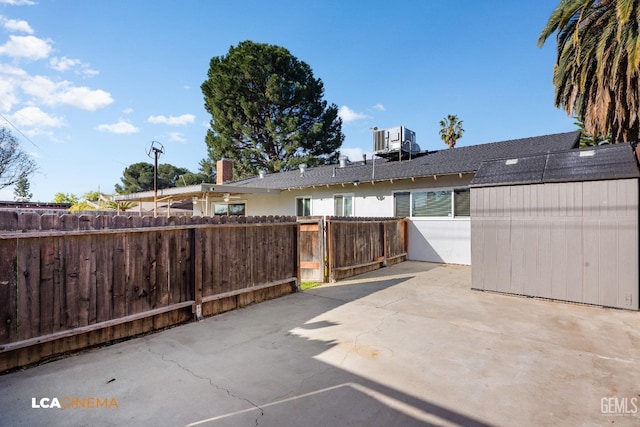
201, 41, 344, 179
574, 116, 610, 147
176, 171, 211, 186
115, 162, 195, 194
115, 162, 154, 194
13, 175, 32, 201
439, 115, 464, 148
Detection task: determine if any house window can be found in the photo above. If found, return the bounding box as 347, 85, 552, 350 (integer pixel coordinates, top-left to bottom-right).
394, 192, 411, 217
296, 197, 311, 216
214, 203, 246, 215
412, 191, 452, 217
334, 194, 353, 216
454, 189, 470, 216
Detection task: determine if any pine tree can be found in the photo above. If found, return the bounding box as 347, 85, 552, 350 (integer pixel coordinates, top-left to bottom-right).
13, 175, 32, 202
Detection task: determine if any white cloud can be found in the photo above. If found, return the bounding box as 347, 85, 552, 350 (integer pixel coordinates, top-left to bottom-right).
49, 56, 99, 77
0, 16, 34, 33
24, 128, 53, 139
0, 64, 28, 112
58, 86, 112, 110
167, 131, 187, 143
147, 114, 195, 126
11, 106, 65, 128
0, 63, 27, 76
49, 56, 79, 72
338, 105, 369, 124
372, 103, 385, 112
81, 67, 98, 77
21, 75, 113, 110
0, 35, 51, 60
122, 107, 134, 114
0, 80, 18, 112
0, 0, 37, 5
96, 120, 139, 134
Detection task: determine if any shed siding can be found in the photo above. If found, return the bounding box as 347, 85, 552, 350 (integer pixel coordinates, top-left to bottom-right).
471, 179, 638, 310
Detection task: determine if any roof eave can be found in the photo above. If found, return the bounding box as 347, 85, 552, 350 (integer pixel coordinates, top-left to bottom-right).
113, 183, 281, 202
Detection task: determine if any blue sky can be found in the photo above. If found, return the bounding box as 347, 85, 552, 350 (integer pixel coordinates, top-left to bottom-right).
0, 0, 573, 202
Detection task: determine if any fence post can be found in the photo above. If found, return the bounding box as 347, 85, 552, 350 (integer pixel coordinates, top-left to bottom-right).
402, 218, 409, 254
295, 221, 301, 291
325, 216, 333, 282
381, 222, 387, 266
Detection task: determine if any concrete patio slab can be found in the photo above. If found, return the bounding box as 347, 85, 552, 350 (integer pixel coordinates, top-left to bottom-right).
0, 261, 639, 426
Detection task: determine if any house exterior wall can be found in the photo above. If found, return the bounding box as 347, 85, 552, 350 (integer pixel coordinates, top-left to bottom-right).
471, 179, 639, 310
408, 219, 470, 264
232, 174, 474, 265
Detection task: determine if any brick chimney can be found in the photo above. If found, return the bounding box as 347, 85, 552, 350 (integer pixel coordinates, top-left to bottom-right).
216, 159, 233, 184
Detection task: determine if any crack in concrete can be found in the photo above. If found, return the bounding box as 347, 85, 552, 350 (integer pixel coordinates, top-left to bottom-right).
376, 296, 407, 309
340, 309, 398, 366
146, 347, 265, 423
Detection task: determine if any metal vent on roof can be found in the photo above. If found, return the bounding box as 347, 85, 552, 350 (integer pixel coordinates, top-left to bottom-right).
505, 159, 518, 165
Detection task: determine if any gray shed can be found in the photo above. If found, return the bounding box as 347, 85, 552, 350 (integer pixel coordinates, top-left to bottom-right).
470, 143, 640, 310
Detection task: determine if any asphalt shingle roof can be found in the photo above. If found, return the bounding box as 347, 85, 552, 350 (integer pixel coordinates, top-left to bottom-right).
233, 131, 580, 190
471, 142, 640, 187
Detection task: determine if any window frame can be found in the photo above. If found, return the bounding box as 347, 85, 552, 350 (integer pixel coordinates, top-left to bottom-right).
296, 196, 312, 216
398, 188, 471, 219
213, 202, 246, 216
393, 191, 411, 217
333, 193, 354, 217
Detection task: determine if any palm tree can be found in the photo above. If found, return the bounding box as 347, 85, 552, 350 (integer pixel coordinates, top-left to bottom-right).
439, 115, 464, 148
538, 0, 640, 143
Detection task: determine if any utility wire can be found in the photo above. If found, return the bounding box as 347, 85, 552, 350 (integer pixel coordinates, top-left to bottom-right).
0, 112, 41, 150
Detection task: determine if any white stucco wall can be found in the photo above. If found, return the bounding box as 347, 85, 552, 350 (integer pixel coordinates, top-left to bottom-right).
408, 218, 471, 265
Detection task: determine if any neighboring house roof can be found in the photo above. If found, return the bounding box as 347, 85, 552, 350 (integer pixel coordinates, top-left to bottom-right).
470, 142, 640, 187
0, 201, 72, 210
114, 182, 280, 202
233, 131, 580, 190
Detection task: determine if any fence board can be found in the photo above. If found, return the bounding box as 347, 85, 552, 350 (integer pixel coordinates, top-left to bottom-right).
62, 236, 80, 330
88, 236, 97, 325
17, 240, 40, 340
146, 230, 159, 310
78, 235, 92, 328
38, 239, 55, 336
94, 235, 113, 323
127, 233, 145, 316
0, 240, 17, 344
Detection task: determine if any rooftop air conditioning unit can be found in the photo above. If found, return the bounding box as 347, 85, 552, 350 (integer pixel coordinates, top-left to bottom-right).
373, 126, 420, 159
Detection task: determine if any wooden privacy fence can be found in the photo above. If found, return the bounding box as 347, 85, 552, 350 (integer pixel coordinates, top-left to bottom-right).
297, 217, 408, 283
0, 212, 299, 371
326, 217, 408, 281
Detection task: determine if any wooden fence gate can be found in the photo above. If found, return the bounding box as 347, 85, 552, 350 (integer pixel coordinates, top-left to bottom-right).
297, 217, 325, 282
